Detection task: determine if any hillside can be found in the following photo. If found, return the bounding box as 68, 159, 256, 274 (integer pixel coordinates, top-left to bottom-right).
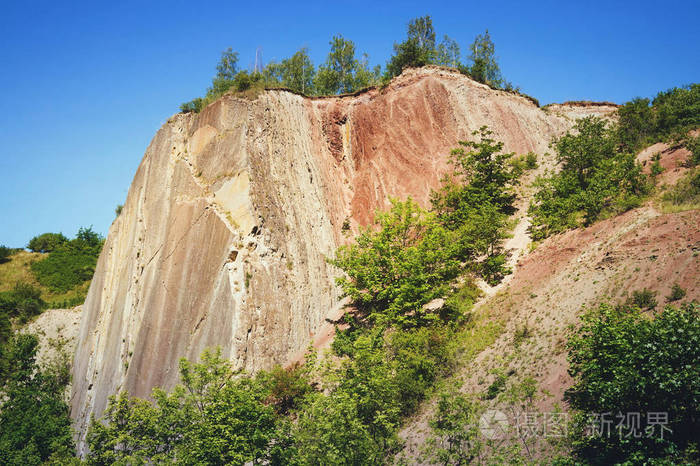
65, 66, 699, 463
69, 67, 613, 448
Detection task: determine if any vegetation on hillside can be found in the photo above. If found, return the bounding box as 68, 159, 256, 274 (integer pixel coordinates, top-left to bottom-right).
0, 333, 75, 464
617, 83, 700, 152
82, 129, 520, 463
30, 227, 103, 294
179, 15, 528, 113
0, 227, 103, 344
566, 302, 700, 464
529, 116, 649, 239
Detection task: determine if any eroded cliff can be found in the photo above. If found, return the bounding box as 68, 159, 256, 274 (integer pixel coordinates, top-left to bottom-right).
71, 67, 608, 446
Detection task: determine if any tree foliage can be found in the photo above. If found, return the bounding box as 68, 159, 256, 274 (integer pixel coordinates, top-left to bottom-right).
566, 302, 700, 464
386, 15, 437, 77
26, 232, 68, 253
330, 199, 460, 326
0, 334, 75, 464
315, 35, 377, 94
468, 30, 502, 87
31, 227, 103, 293
87, 348, 281, 465
529, 117, 648, 239
617, 83, 700, 151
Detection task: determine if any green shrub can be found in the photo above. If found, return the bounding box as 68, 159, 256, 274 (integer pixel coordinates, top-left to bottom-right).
26, 233, 68, 253
0, 246, 11, 264
529, 117, 649, 239
0, 334, 75, 463
0, 282, 45, 322
525, 151, 538, 169
31, 227, 103, 293
618, 83, 700, 151
179, 97, 204, 113
650, 159, 664, 176
627, 288, 658, 310
662, 168, 700, 206
667, 283, 687, 302
330, 198, 460, 327
686, 135, 700, 167
566, 303, 700, 464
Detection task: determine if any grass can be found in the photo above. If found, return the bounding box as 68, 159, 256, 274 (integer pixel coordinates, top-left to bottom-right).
0, 250, 90, 308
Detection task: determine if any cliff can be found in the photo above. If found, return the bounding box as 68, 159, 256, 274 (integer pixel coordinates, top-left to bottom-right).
70, 67, 611, 447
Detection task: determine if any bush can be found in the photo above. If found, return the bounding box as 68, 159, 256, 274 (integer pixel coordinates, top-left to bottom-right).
566, 303, 700, 464
330, 199, 460, 327
529, 117, 649, 239
627, 288, 658, 310
662, 168, 700, 206
31, 227, 103, 293
0, 245, 11, 263
667, 283, 686, 302
26, 233, 68, 253
0, 334, 75, 463
617, 83, 700, 151
0, 282, 45, 323
179, 97, 204, 113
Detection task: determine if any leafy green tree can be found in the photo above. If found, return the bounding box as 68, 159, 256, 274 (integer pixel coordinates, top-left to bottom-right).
436, 35, 461, 68
31, 227, 103, 293
27, 232, 68, 253
88, 348, 280, 465
386, 15, 437, 77
423, 387, 483, 464
279, 47, 315, 94
529, 117, 648, 238
179, 97, 204, 113
0, 281, 45, 323
0, 245, 12, 263
468, 30, 502, 87
430, 127, 518, 277
330, 198, 460, 326
315, 35, 361, 94
0, 334, 75, 464
215, 47, 239, 80
566, 303, 700, 464
617, 97, 653, 150
407, 15, 436, 53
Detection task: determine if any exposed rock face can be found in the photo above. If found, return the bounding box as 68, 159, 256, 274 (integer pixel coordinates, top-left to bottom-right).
71, 67, 611, 447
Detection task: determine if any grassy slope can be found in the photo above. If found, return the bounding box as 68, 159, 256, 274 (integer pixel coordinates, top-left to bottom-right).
0, 250, 90, 308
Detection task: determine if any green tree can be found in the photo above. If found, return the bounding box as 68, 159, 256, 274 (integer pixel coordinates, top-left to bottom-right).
0, 334, 75, 464
566, 303, 700, 464
329, 198, 460, 326
315, 35, 360, 94
386, 15, 437, 78
436, 35, 461, 68
423, 387, 483, 464
279, 47, 315, 94
0, 245, 12, 263
31, 227, 103, 293
468, 29, 502, 87
529, 117, 648, 238
26, 232, 68, 253
617, 97, 653, 150
88, 348, 279, 465
215, 47, 239, 80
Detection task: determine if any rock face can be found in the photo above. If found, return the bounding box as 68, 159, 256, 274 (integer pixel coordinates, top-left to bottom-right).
70, 67, 609, 447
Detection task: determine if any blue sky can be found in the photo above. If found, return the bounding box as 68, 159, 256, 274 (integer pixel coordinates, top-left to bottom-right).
1, 0, 698, 247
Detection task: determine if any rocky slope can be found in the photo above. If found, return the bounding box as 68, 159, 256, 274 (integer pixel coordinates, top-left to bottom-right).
71, 67, 614, 446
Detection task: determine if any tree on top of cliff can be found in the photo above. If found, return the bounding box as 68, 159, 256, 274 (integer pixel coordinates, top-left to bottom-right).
386, 15, 438, 78
468, 29, 503, 88
315, 35, 378, 95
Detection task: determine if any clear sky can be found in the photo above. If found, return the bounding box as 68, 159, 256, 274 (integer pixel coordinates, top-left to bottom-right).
1, 0, 698, 248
